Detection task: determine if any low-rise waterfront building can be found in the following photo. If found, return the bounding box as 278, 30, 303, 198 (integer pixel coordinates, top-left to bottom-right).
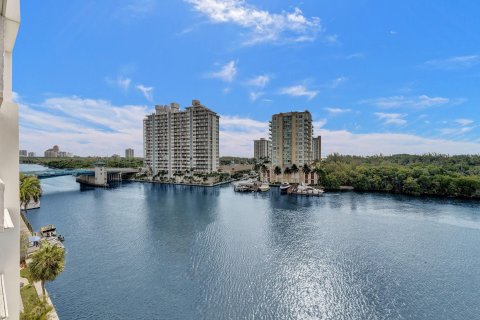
143, 100, 220, 178
0, 0, 22, 318
254, 138, 271, 161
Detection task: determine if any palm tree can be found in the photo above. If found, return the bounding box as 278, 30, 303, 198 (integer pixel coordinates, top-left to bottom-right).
261, 164, 268, 180
291, 164, 299, 183
20, 174, 42, 213
274, 166, 282, 182
314, 165, 326, 186
29, 243, 65, 303
283, 167, 292, 183
302, 164, 311, 183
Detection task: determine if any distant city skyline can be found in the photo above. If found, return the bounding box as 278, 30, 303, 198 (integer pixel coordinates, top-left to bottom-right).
15, 1, 480, 157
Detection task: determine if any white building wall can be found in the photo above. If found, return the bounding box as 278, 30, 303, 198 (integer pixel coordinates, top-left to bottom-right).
143, 101, 219, 178
0, 0, 21, 318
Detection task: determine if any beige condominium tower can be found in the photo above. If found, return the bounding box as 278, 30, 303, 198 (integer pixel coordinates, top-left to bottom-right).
270, 111, 314, 168
143, 100, 220, 178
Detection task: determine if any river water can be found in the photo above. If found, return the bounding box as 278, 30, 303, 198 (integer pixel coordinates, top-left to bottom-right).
23, 165, 480, 319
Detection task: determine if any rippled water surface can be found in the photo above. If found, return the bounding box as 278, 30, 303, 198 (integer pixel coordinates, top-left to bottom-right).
26, 173, 480, 319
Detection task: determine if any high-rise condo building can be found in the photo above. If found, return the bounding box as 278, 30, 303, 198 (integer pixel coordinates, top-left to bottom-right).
125, 148, 134, 159
254, 138, 271, 161
0, 1, 22, 318
313, 136, 322, 161
19, 150, 27, 157
28, 152, 35, 157
270, 111, 313, 168
143, 100, 219, 178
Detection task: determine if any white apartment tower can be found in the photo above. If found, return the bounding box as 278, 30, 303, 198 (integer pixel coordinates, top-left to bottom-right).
254, 138, 271, 161
143, 100, 219, 178
0, 0, 21, 319
270, 111, 314, 168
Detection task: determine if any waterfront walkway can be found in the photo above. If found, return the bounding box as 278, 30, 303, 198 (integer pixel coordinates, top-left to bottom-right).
20, 211, 60, 320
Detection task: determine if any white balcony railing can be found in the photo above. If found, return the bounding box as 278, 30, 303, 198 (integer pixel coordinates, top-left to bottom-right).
0, 274, 8, 319
0, 178, 13, 232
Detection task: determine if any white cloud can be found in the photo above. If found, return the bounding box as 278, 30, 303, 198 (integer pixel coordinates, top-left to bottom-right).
246, 74, 270, 88
219, 115, 269, 156
325, 107, 351, 115
345, 53, 365, 60
106, 76, 132, 92
136, 84, 154, 101
249, 91, 264, 101
439, 127, 474, 136
364, 95, 452, 109
425, 55, 480, 70
116, 0, 156, 19
280, 85, 318, 100
375, 112, 407, 126
218, 115, 480, 157
209, 60, 237, 82
19, 96, 148, 156
186, 0, 323, 45
327, 76, 347, 89
455, 118, 474, 126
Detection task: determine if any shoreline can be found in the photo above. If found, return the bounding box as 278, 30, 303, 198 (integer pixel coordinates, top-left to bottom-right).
131, 179, 237, 187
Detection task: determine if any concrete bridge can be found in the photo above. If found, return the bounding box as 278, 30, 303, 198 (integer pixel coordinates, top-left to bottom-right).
25, 169, 94, 179
75, 166, 140, 187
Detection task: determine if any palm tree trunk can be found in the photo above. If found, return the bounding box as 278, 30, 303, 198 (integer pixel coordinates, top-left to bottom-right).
41, 280, 46, 303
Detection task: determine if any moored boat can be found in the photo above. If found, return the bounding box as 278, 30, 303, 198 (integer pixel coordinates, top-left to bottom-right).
39, 224, 65, 248
279, 182, 290, 193
259, 182, 270, 192
291, 183, 324, 196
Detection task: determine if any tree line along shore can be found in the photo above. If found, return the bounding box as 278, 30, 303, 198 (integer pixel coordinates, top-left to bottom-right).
21, 154, 480, 199
316, 154, 480, 199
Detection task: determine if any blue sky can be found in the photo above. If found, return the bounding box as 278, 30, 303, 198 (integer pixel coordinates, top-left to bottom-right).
15, 0, 480, 156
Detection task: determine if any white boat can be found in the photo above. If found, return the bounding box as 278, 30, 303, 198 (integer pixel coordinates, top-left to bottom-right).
279, 183, 290, 193
295, 183, 324, 196
259, 182, 270, 192
234, 179, 256, 192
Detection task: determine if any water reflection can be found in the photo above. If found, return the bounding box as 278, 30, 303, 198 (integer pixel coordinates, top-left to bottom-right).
24, 177, 480, 320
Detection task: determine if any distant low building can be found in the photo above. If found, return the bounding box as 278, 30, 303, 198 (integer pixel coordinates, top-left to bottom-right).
44, 145, 73, 158
125, 148, 134, 159
58, 151, 73, 157
19, 149, 27, 157
44, 145, 60, 158
28, 152, 36, 157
